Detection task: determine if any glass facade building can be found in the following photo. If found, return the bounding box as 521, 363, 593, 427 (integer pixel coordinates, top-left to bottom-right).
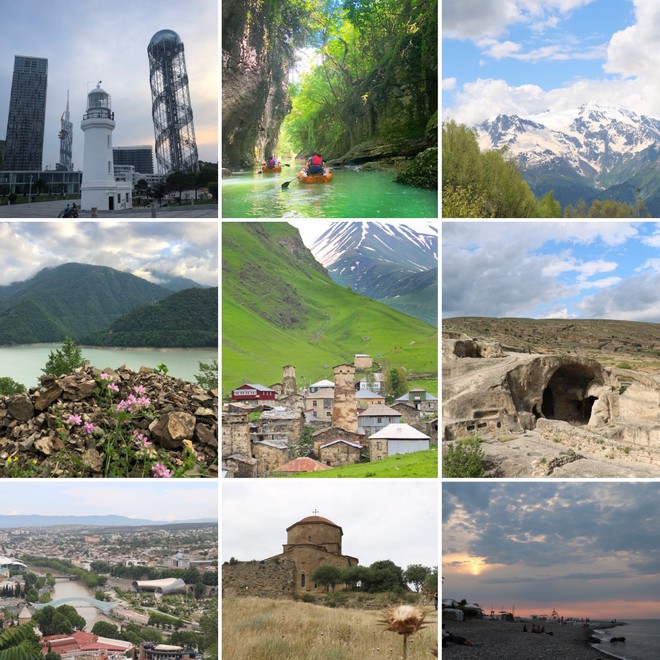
4, 56, 48, 171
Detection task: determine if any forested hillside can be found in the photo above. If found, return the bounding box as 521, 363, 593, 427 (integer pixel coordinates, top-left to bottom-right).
84, 287, 218, 348
0, 263, 171, 344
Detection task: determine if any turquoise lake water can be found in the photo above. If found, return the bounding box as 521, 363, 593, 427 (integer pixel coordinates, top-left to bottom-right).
222, 166, 438, 218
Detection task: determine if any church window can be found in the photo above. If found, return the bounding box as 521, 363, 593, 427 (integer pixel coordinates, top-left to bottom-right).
301, 574, 305, 588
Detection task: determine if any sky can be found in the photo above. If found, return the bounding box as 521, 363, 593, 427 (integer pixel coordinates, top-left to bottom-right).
0, 481, 218, 522
443, 482, 660, 619
0, 0, 218, 170
222, 480, 438, 571
443, 221, 660, 321
442, 0, 660, 125
0, 221, 218, 288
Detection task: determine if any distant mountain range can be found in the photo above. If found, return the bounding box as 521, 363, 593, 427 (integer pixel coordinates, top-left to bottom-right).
476, 103, 660, 212
0, 514, 218, 529
0, 263, 215, 347
310, 222, 438, 326
222, 222, 438, 389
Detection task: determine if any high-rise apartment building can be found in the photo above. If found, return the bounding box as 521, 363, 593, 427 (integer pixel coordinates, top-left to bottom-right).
113, 145, 154, 174
4, 56, 48, 171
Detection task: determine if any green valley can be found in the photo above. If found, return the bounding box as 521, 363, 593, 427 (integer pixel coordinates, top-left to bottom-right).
222, 222, 438, 392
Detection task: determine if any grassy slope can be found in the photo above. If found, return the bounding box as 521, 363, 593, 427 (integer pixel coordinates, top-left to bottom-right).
222, 223, 438, 392
279, 449, 438, 478
223, 597, 438, 660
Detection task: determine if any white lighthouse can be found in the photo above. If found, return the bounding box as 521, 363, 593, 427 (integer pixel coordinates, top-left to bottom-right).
80, 83, 132, 212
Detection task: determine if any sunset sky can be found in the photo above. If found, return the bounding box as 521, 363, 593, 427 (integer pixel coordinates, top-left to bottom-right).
443, 482, 660, 619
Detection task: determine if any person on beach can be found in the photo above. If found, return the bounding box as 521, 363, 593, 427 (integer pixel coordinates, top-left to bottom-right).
442, 625, 477, 648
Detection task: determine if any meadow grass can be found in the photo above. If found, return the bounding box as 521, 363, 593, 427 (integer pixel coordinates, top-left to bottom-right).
222, 597, 438, 660
282, 448, 438, 478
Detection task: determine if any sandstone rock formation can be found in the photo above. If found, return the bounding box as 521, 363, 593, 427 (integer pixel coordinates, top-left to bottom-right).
0, 365, 218, 477
443, 333, 660, 477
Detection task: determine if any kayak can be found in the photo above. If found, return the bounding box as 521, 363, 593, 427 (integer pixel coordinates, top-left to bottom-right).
262, 165, 281, 173
297, 169, 333, 184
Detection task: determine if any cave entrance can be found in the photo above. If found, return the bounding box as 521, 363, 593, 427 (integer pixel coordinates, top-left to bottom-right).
541, 365, 599, 424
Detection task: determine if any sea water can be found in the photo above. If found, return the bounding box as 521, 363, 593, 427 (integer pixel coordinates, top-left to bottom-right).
592, 620, 660, 660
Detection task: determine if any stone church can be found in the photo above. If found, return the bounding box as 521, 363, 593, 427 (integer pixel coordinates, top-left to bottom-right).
223, 515, 358, 598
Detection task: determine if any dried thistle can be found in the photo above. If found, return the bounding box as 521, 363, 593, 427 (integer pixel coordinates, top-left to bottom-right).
379, 605, 428, 659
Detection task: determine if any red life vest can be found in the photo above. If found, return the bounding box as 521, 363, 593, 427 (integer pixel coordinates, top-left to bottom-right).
311, 154, 323, 167
267, 158, 275, 167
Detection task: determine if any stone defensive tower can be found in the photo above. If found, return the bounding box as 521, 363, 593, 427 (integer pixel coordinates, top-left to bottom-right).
282, 365, 297, 397
332, 363, 358, 433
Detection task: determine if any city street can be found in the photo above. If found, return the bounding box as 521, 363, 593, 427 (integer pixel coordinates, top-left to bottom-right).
0, 199, 218, 218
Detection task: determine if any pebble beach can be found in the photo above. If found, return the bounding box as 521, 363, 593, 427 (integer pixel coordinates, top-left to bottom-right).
442, 619, 616, 659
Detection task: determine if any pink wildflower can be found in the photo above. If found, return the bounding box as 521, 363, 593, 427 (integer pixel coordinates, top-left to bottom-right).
100, 372, 109, 380
116, 394, 151, 413
133, 384, 146, 395
151, 463, 173, 478
67, 414, 82, 426
108, 382, 119, 392
83, 421, 95, 434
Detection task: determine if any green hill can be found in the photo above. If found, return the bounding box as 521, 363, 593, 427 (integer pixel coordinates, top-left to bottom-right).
84, 287, 218, 347
0, 263, 171, 344
222, 223, 438, 392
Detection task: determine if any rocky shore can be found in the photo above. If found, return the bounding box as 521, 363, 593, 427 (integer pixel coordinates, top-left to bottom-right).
442, 619, 612, 659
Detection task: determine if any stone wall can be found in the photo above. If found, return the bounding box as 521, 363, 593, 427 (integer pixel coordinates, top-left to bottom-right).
312, 426, 362, 453
332, 364, 358, 433
319, 442, 362, 467
252, 442, 291, 476
222, 558, 296, 599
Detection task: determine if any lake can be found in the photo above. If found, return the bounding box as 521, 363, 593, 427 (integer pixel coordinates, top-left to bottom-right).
0, 344, 218, 390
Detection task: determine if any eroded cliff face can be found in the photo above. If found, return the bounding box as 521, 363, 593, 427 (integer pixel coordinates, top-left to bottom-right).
222, 0, 294, 168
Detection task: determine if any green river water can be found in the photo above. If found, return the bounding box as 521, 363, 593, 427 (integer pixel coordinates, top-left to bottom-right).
222, 165, 438, 218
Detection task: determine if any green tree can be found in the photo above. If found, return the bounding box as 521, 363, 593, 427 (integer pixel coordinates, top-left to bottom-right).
0, 624, 42, 659
312, 564, 343, 592
443, 436, 485, 478
403, 564, 430, 592
91, 621, 119, 637
364, 560, 406, 593
341, 565, 370, 590
424, 567, 438, 594
0, 377, 26, 395
195, 359, 218, 390
198, 598, 218, 660
385, 366, 407, 399
42, 337, 87, 376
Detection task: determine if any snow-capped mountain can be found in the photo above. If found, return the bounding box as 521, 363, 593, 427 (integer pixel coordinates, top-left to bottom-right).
310, 222, 438, 326
477, 103, 660, 188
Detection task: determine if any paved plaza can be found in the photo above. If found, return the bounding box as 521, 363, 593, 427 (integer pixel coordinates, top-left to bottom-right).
0, 199, 218, 218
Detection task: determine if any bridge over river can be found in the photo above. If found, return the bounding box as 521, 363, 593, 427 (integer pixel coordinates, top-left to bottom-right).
33, 596, 117, 612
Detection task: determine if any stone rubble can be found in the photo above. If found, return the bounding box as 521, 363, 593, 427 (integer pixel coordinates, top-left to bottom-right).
0, 364, 218, 477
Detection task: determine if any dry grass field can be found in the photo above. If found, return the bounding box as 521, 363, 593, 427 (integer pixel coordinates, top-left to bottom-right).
222, 597, 438, 660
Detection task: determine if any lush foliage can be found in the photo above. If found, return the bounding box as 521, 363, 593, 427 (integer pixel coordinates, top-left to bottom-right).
442, 121, 562, 218
42, 337, 87, 376
563, 197, 649, 217
31, 605, 86, 636
443, 436, 486, 478
0, 377, 25, 395
0, 625, 42, 660
279, 0, 437, 158
195, 358, 218, 390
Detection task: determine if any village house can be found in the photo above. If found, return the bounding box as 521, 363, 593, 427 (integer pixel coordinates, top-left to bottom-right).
391, 401, 424, 425
355, 373, 384, 392
252, 439, 292, 476
312, 426, 362, 453
358, 404, 402, 437
368, 423, 430, 461
308, 379, 334, 393
256, 407, 304, 444
396, 388, 438, 413
318, 438, 363, 467
231, 383, 277, 402
353, 354, 373, 369
275, 457, 332, 474
355, 389, 385, 410
305, 387, 335, 421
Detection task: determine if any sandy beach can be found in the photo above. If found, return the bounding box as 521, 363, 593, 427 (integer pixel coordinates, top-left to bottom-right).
442, 619, 614, 659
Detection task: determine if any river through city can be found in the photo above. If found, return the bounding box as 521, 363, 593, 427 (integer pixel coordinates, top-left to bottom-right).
0, 344, 218, 390
47, 578, 115, 630
222, 163, 438, 218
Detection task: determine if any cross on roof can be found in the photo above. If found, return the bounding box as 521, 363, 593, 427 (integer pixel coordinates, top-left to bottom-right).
312, 509, 319, 515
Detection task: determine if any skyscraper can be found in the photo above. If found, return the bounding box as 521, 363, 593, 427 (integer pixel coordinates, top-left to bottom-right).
4, 56, 48, 171
147, 30, 199, 174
